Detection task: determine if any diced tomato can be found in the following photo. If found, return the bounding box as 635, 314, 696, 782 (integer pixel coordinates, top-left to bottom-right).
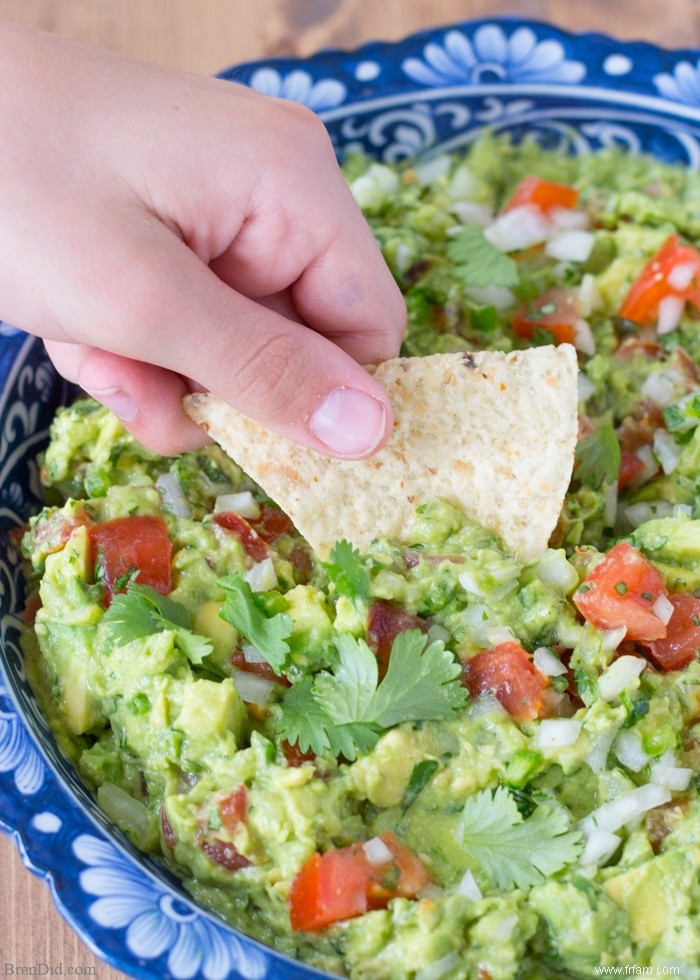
511, 287, 581, 346
214, 511, 268, 562
618, 234, 700, 326
462, 641, 549, 722
161, 805, 176, 850
618, 449, 645, 489
573, 541, 668, 642
502, 175, 579, 214
89, 515, 172, 604
219, 786, 248, 834
367, 601, 427, 679
645, 593, 700, 671
231, 649, 290, 686
201, 839, 252, 872
253, 504, 294, 545
289, 832, 431, 932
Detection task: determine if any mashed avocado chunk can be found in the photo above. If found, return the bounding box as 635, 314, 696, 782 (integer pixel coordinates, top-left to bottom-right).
21, 134, 700, 978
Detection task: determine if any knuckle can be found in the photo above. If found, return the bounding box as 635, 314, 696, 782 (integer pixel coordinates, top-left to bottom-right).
231, 329, 304, 418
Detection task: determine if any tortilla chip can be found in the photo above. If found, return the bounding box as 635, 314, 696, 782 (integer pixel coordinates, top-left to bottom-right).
183, 345, 578, 560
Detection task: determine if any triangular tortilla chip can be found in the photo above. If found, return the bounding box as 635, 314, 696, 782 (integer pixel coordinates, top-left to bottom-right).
183, 346, 578, 560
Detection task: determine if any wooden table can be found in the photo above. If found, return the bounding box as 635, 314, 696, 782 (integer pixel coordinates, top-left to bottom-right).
0, 1, 697, 977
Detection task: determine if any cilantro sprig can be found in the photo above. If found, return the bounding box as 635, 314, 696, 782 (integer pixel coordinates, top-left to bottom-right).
101, 583, 212, 664
457, 786, 582, 891
574, 424, 620, 489
278, 629, 467, 761
324, 539, 369, 601
446, 225, 519, 289
219, 573, 293, 674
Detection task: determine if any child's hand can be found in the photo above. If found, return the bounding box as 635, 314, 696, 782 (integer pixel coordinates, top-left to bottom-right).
0, 24, 405, 457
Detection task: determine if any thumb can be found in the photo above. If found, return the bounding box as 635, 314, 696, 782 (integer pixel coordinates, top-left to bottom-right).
64, 221, 396, 459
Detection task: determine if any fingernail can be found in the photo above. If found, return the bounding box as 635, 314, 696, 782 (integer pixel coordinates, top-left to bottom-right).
82, 386, 138, 422
310, 387, 386, 457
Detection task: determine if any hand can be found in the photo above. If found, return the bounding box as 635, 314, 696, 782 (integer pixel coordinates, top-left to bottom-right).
0, 24, 405, 457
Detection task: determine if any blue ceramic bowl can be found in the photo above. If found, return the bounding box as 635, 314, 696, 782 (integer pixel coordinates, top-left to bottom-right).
4, 17, 700, 979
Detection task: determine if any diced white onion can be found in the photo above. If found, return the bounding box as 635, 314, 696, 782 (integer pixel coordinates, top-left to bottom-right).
652, 593, 674, 625
483, 204, 551, 252
350, 164, 400, 209
545, 230, 595, 263
533, 646, 568, 677
446, 166, 480, 200
485, 626, 515, 647
535, 550, 579, 592
427, 623, 451, 646
456, 869, 483, 901
155, 473, 192, 519
493, 914, 518, 941
214, 491, 260, 519
653, 429, 682, 475
656, 294, 686, 335
417, 884, 445, 901
624, 500, 674, 528
458, 570, 484, 597
674, 503, 693, 518
649, 764, 693, 791
535, 718, 582, 749
580, 829, 621, 867
580, 783, 671, 835
601, 626, 627, 652
574, 318, 596, 356
362, 837, 394, 865
241, 642, 267, 664
244, 557, 277, 593
549, 205, 590, 232
641, 369, 683, 407
613, 730, 651, 772
586, 726, 619, 774
415, 952, 462, 980
597, 655, 646, 702
231, 669, 277, 706
449, 201, 493, 227
467, 693, 506, 719
667, 261, 697, 291
466, 284, 515, 310
393, 242, 413, 275
578, 273, 602, 316
577, 372, 596, 403
633, 444, 658, 484
414, 154, 451, 186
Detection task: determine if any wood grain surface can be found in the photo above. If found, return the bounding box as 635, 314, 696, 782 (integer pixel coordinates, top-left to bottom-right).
0, 1, 698, 978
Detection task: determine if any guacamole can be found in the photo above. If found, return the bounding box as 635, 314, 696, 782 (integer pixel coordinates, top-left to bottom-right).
20, 134, 700, 978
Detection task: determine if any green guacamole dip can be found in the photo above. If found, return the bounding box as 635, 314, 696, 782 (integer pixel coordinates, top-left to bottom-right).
21, 134, 700, 978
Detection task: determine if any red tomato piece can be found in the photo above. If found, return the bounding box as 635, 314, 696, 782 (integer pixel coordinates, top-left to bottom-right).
367, 601, 427, 679
645, 593, 700, 671
619, 235, 700, 326
462, 641, 549, 722
253, 504, 294, 545
289, 832, 430, 932
89, 515, 172, 604
512, 287, 581, 345
219, 786, 248, 834
573, 541, 668, 642
618, 449, 646, 489
502, 175, 579, 214
214, 512, 268, 562
231, 649, 290, 686
201, 839, 252, 872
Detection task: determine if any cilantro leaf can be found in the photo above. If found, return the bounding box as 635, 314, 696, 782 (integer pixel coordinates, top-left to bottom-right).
446, 225, 519, 289
458, 786, 582, 891
324, 540, 369, 601
278, 630, 467, 761
219, 573, 292, 674
574, 424, 621, 489
402, 759, 439, 812
102, 583, 212, 664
